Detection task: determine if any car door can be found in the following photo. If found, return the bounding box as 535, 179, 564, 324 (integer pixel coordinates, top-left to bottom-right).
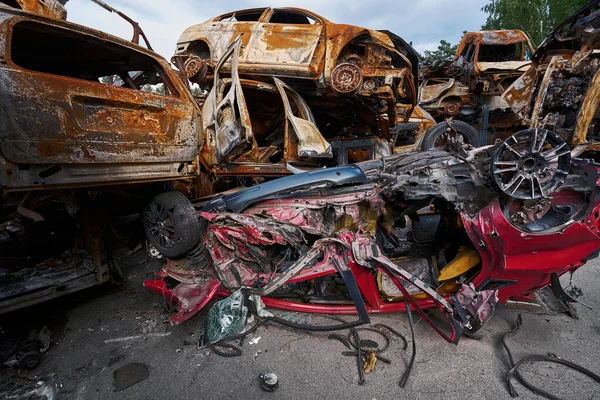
273, 78, 331, 160
244, 9, 325, 78
201, 37, 253, 167
0, 17, 198, 168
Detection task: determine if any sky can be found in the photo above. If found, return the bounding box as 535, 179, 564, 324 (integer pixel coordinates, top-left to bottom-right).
65, 0, 491, 60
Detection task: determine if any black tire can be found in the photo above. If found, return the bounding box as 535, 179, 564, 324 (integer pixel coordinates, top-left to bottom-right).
420, 120, 481, 150
143, 191, 201, 258
16, 351, 41, 369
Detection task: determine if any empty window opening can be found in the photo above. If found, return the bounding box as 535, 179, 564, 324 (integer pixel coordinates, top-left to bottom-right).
10, 21, 176, 96
269, 11, 317, 24
216, 9, 265, 22
1, 0, 21, 9
478, 42, 526, 62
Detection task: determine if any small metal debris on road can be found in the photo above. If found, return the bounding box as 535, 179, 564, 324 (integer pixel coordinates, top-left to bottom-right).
259, 372, 279, 392
104, 333, 171, 343
248, 336, 261, 345
0, 371, 58, 400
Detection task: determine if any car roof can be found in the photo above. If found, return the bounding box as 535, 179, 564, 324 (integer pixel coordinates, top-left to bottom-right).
463, 30, 530, 45
212, 7, 328, 23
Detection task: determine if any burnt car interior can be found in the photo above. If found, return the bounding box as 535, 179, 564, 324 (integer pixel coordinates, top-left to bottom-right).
478, 43, 527, 62
220, 79, 329, 166
11, 21, 174, 95
269, 10, 319, 24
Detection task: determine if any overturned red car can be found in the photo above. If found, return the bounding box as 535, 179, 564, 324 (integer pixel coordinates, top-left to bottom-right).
143, 128, 600, 343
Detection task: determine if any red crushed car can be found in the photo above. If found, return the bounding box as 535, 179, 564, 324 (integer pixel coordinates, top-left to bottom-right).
144, 130, 599, 343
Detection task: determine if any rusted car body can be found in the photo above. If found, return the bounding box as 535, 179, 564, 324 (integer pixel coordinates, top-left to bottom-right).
175, 7, 416, 99
0, 6, 201, 192
419, 30, 534, 146
0, 4, 201, 313
174, 7, 427, 178
503, 0, 600, 158
190, 37, 433, 185
0, 0, 67, 20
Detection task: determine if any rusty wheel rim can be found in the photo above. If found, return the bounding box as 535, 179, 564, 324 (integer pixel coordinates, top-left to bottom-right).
145, 202, 176, 249
330, 63, 363, 95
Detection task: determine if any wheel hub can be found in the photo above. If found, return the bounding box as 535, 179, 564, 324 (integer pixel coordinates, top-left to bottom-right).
145, 203, 175, 249
491, 129, 571, 199
330, 63, 363, 95
184, 56, 207, 82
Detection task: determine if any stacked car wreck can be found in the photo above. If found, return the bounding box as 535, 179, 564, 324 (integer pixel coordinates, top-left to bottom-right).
419, 30, 534, 148
0, 2, 202, 313
172, 7, 433, 185
503, 0, 600, 157
0, 0, 599, 351
0, 4, 433, 313
142, 3, 600, 343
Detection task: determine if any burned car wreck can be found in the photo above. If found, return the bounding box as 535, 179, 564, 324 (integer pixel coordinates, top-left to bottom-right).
419, 30, 534, 149
503, 0, 600, 159
0, 3, 432, 317
174, 7, 432, 187
144, 131, 600, 343
0, 3, 201, 313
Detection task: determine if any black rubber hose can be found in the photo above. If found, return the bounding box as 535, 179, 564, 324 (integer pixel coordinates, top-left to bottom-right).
347, 328, 390, 353
373, 323, 408, 350
210, 343, 243, 357
328, 333, 351, 349
502, 314, 600, 399
208, 321, 262, 357
352, 328, 366, 385
500, 314, 526, 396
399, 297, 416, 388
507, 354, 600, 400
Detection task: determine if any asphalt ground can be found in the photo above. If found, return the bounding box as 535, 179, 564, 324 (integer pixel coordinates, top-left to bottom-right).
2, 250, 600, 400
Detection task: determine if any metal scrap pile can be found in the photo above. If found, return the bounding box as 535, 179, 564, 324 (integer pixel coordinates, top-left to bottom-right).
503, 1, 600, 157
419, 30, 533, 147
0, 0, 599, 398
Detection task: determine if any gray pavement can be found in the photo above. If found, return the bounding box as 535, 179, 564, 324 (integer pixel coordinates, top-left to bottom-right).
4, 251, 600, 400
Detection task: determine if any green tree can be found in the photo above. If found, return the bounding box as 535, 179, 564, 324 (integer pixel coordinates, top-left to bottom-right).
420, 40, 458, 64
481, 0, 590, 46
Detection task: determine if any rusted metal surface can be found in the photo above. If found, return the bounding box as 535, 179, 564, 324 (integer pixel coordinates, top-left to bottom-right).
176, 7, 418, 176
330, 63, 362, 95
501, 66, 538, 122
1, 0, 67, 20
181, 12, 423, 191
575, 68, 600, 146
397, 106, 436, 151
460, 30, 530, 46
503, 1, 600, 155
90, 0, 153, 50
419, 30, 534, 145
199, 40, 331, 173
274, 78, 331, 160
0, 7, 201, 191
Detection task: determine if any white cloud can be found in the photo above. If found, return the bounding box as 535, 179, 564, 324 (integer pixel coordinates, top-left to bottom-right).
65, 0, 490, 59
413, 41, 443, 55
